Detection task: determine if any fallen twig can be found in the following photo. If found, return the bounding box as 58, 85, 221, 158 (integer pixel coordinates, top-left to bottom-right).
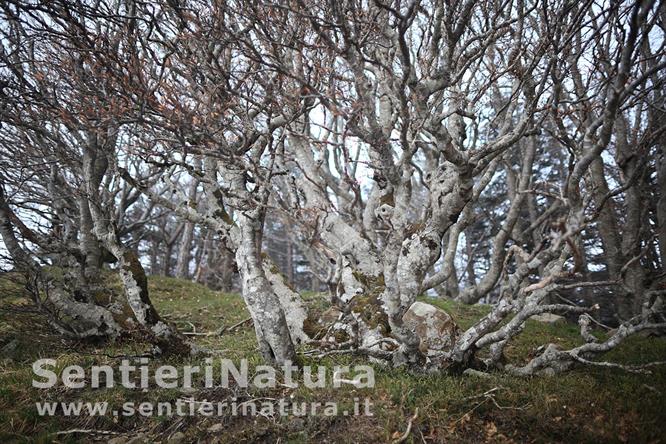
570, 354, 666, 374
218, 317, 252, 335
182, 317, 253, 337
183, 331, 216, 337
53, 429, 119, 436
393, 407, 419, 444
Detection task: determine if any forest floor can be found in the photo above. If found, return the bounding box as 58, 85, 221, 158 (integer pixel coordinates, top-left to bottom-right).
0, 273, 665, 443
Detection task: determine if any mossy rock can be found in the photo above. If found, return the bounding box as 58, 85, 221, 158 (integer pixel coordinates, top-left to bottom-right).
350, 293, 391, 335
347, 271, 390, 335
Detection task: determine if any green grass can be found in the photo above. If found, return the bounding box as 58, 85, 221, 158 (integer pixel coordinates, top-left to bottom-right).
0, 273, 665, 443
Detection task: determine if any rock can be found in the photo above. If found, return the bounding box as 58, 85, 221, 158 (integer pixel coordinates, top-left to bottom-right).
108, 437, 128, 444
126, 434, 147, 444
530, 313, 565, 324
208, 423, 224, 433
179, 387, 197, 395
462, 368, 492, 378
167, 432, 186, 444
403, 301, 459, 354
539, 367, 557, 377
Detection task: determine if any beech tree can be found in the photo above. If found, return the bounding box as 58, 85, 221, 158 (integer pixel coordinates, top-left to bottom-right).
1, 0, 665, 374
0, 0, 195, 354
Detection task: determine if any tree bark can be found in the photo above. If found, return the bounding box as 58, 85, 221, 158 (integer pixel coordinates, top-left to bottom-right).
587, 156, 627, 320
175, 221, 196, 279
235, 212, 298, 364
83, 145, 195, 355
78, 196, 103, 281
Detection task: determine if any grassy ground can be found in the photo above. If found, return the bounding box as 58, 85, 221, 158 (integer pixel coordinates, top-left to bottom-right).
0, 273, 665, 443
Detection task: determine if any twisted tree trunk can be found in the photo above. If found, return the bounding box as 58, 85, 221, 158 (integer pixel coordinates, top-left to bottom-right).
235, 212, 298, 364
0, 184, 122, 339
83, 146, 195, 355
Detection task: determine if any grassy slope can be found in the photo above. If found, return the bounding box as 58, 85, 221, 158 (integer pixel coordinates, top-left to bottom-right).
0, 274, 665, 443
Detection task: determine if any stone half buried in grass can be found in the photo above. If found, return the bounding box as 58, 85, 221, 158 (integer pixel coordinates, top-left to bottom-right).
403, 301, 459, 356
